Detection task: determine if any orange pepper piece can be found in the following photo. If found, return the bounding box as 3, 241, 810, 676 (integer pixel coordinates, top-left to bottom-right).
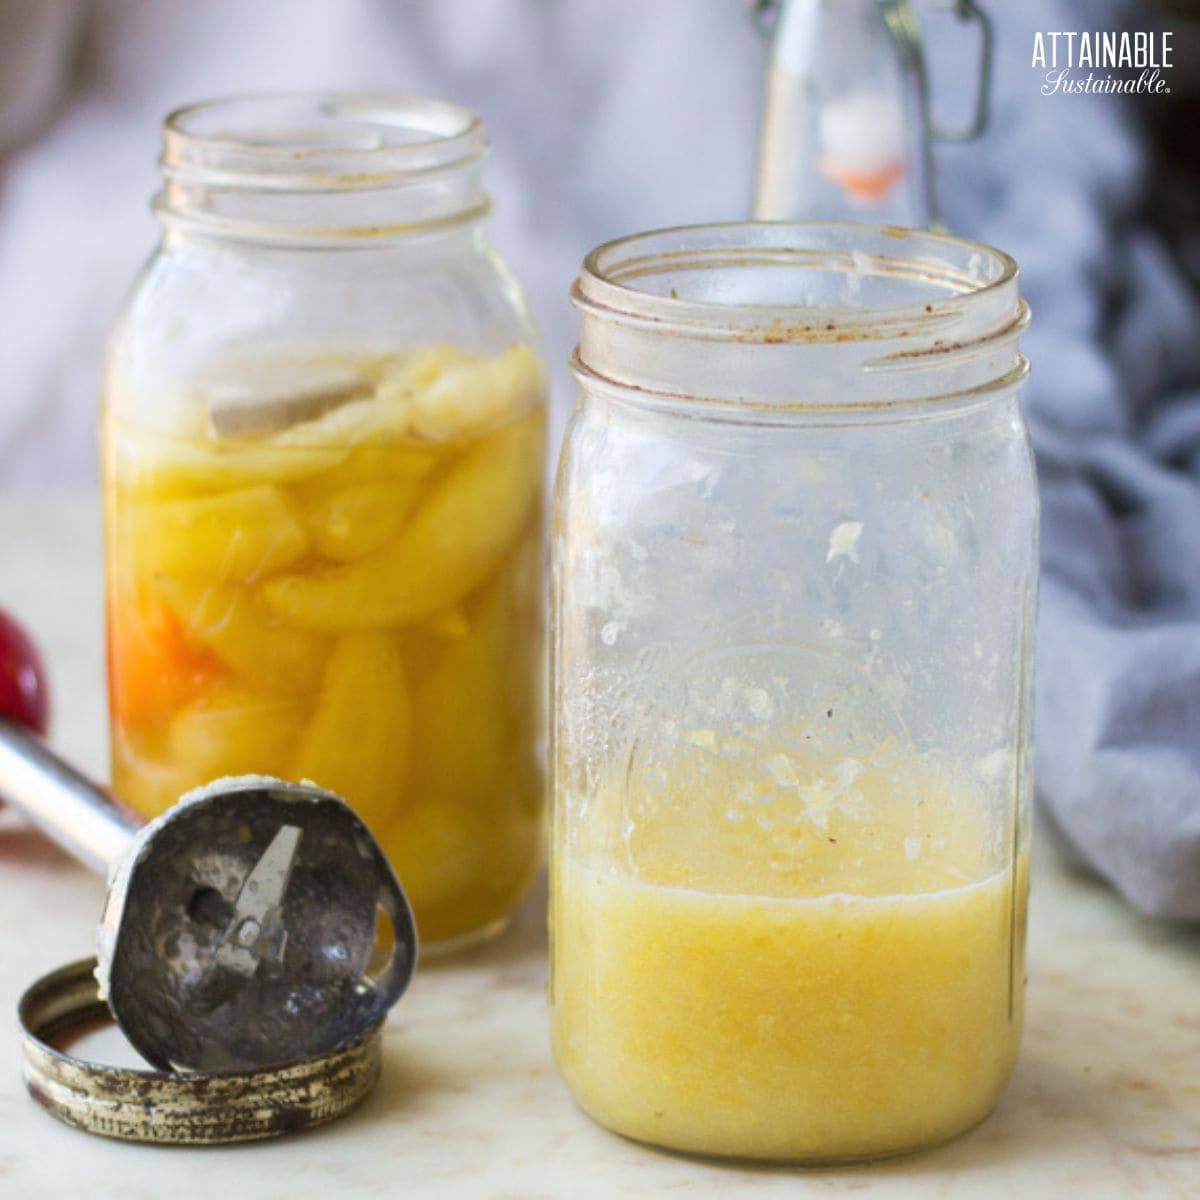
107, 593, 223, 734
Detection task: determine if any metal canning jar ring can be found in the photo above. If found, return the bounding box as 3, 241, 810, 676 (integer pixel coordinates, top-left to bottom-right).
18, 958, 383, 1145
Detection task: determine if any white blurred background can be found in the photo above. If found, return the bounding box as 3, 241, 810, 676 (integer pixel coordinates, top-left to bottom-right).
0, 0, 769, 488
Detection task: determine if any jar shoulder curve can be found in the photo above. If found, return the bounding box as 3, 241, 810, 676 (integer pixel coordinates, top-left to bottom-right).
105, 234, 541, 427
555, 386, 1038, 527
113, 234, 538, 354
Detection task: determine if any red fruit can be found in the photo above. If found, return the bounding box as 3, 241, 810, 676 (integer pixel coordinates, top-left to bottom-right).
0, 608, 50, 735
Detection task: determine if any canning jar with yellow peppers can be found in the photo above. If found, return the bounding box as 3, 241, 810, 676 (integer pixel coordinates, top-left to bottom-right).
101, 94, 547, 951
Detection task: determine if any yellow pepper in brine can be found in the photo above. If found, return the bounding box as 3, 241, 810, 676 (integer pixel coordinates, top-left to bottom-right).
104, 342, 547, 949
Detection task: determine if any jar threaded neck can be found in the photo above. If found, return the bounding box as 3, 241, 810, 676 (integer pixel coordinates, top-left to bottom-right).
157, 92, 490, 245
572, 222, 1028, 415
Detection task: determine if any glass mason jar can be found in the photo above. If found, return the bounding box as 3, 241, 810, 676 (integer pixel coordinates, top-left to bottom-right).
550, 223, 1036, 1163
102, 94, 546, 952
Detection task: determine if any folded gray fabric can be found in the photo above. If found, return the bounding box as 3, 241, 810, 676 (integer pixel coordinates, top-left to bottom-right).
933, 0, 1200, 916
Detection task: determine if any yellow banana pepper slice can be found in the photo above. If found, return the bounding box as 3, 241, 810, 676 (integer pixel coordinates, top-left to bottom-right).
132, 483, 308, 580
263, 409, 543, 630
155, 575, 327, 693
168, 686, 306, 780
291, 632, 411, 832
109, 425, 348, 497
299, 478, 425, 563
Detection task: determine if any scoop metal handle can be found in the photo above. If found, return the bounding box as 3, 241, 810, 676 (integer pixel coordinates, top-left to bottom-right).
0, 717, 139, 874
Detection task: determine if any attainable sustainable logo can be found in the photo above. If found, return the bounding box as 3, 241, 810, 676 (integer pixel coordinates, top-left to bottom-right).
1032, 29, 1174, 95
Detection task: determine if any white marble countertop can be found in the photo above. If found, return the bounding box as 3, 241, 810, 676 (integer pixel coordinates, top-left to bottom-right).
0, 490, 1198, 1199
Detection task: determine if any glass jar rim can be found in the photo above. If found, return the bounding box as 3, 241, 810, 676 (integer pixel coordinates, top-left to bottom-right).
162, 91, 486, 189
572, 222, 1029, 414
155, 92, 491, 244
574, 221, 1020, 345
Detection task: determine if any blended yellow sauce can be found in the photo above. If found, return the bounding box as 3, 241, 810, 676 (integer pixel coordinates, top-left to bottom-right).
551, 762, 1027, 1162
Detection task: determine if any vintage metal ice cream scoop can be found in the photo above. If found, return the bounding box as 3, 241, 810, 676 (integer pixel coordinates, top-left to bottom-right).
0, 716, 417, 1074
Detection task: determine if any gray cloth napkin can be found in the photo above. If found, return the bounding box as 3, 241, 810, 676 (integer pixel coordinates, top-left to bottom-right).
934, 0, 1200, 916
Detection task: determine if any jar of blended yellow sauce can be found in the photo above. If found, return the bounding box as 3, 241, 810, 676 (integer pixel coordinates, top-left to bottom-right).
102, 94, 546, 952
551, 223, 1036, 1163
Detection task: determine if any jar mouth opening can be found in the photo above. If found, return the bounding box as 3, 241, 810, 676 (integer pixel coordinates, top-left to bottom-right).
572, 223, 1028, 413
163, 92, 486, 189
574, 222, 1019, 345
